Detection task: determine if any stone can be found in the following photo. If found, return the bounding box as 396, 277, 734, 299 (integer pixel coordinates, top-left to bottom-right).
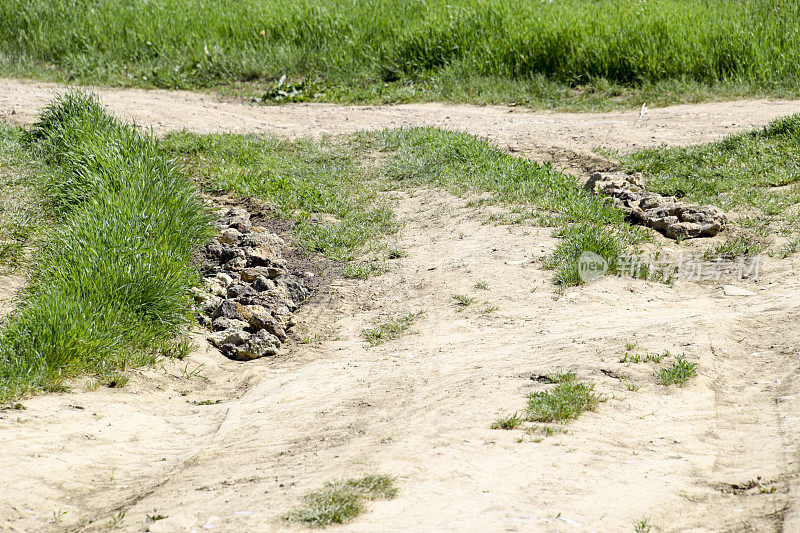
197, 293, 222, 314
218, 228, 243, 245
227, 283, 257, 299
241, 266, 284, 282
233, 329, 281, 360
215, 272, 235, 287
245, 247, 283, 269
207, 328, 251, 348
244, 306, 287, 341
252, 276, 275, 292
212, 299, 243, 320
665, 222, 703, 239
211, 317, 249, 331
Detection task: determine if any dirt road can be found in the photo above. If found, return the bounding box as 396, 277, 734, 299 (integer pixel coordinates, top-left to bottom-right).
2, 80, 800, 532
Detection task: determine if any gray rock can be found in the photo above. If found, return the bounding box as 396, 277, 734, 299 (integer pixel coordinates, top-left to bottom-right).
211, 317, 249, 331
241, 266, 284, 281
207, 328, 251, 348
252, 276, 275, 292
218, 228, 243, 245
233, 330, 280, 360
227, 283, 257, 299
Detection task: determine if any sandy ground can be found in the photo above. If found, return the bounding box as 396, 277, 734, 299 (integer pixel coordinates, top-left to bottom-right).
2, 80, 800, 532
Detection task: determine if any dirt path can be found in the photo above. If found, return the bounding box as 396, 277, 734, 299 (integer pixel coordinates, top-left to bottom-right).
2, 78, 800, 174
2, 80, 800, 532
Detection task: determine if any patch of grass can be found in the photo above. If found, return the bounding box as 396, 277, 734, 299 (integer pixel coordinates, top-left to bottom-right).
526, 371, 600, 423
451, 294, 476, 311
491, 412, 523, 430
4, 1, 800, 110
362, 311, 422, 347
342, 262, 387, 280
703, 233, 769, 260
656, 356, 698, 386
103, 372, 129, 389
285, 474, 397, 527
473, 281, 489, 290
386, 247, 406, 259
169, 127, 646, 286
622, 379, 641, 393
164, 132, 396, 262
0, 92, 213, 401
0, 124, 43, 274
191, 399, 223, 405
624, 114, 800, 247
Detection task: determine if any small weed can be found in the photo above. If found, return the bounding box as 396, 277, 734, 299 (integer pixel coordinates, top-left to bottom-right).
526, 372, 600, 423
491, 412, 523, 430
386, 248, 406, 259
191, 399, 222, 405
622, 379, 641, 392
147, 511, 166, 522
179, 363, 206, 380
645, 350, 668, 363
634, 518, 652, 533
481, 305, 499, 314
342, 262, 386, 280
758, 483, 776, 494
619, 352, 642, 363
656, 356, 697, 386
51, 510, 67, 523
179, 389, 190, 396
474, 281, 489, 290
452, 294, 476, 311
300, 334, 323, 345
362, 311, 422, 346
284, 474, 397, 527
107, 511, 125, 529
625, 342, 640, 351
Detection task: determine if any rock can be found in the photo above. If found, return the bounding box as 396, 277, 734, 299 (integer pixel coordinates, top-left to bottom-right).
587, 171, 727, 239
252, 275, 275, 292
197, 293, 222, 314
216, 272, 235, 287
244, 306, 287, 341
665, 222, 703, 239
227, 283, 257, 299
233, 330, 281, 360
277, 277, 309, 305
722, 285, 756, 296
212, 299, 243, 320
218, 228, 243, 245
241, 266, 284, 282
245, 247, 283, 268
205, 281, 226, 298
211, 317, 249, 331
207, 328, 251, 348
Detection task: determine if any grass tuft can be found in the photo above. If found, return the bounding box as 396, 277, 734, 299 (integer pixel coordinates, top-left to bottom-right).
285, 474, 397, 527
362, 312, 422, 347
0, 92, 213, 401
491, 412, 523, 430
526, 372, 600, 423
656, 356, 698, 386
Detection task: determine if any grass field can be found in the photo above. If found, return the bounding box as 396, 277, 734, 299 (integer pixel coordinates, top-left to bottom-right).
0, 92, 212, 401
2, 0, 799, 108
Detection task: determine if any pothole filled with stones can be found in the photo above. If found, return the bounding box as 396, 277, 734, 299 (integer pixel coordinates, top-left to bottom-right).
192, 206, 315, 360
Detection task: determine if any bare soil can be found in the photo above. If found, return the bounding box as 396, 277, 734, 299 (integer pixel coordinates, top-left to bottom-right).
2, 79, 800, 532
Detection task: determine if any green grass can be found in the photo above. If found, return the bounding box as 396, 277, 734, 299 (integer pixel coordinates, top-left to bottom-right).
623, 114, 800, 248
362, 311, 422, 347
526, 372, 600, 423
0, 92, 213, 401
3, 0, 800, 109
167, 127, 645, 287
285, 475, 397, 527
491, 412, 523, 430
656, 356, 698, 386
0, 125, 42, 274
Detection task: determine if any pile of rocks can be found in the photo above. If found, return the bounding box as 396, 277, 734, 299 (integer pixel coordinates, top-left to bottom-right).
192, 207, 309, 360
585, 172, 726, 239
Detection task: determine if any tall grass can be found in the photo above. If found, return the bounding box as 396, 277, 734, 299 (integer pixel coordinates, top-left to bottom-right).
1, 0, 799, 106
0, 92, 213, 401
